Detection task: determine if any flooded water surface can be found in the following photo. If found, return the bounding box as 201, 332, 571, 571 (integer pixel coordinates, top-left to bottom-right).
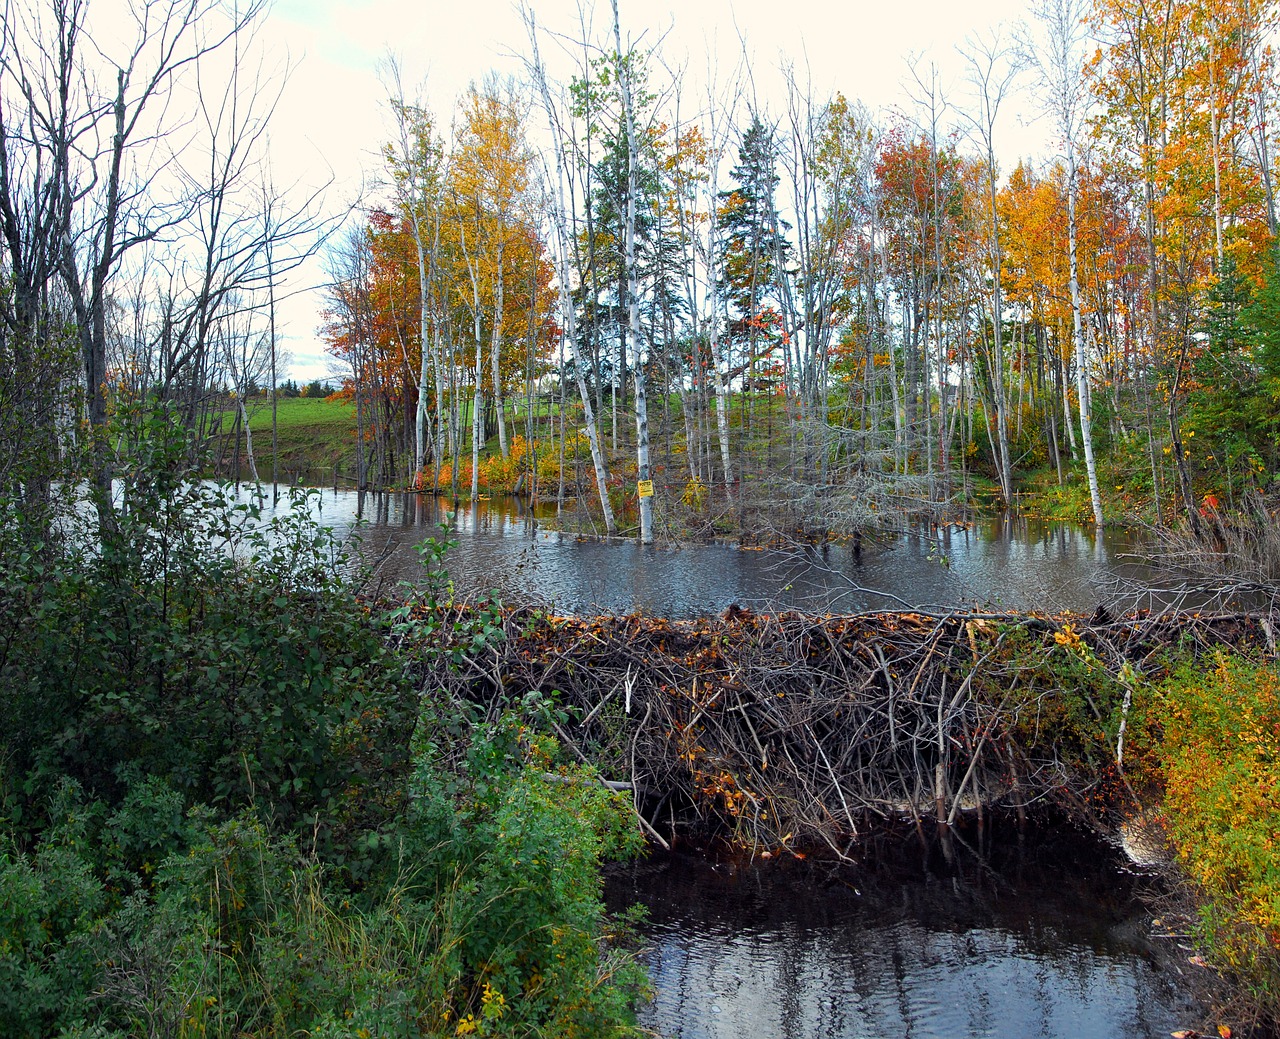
267, 488, 1190, 617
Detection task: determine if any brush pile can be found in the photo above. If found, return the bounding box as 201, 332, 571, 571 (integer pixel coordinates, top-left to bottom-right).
400, 603, 1277, 856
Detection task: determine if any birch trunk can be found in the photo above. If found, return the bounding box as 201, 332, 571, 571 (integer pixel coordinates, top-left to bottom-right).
1067, 144, 1105, 526
705, 131, 734, 493
612, 0, 652, 543
237, 397, 259, 483
490, 238, 509, 459
471, 277, 484, 502
525, 11, 617, 532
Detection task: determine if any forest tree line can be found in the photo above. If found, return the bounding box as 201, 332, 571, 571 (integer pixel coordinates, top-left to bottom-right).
322, 0, 1280, 542
2, 0, 1279, 543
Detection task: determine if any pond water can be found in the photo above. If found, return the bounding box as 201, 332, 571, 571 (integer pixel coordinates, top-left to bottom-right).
606, 829, 1201, 1039
256, 487, 1197, 618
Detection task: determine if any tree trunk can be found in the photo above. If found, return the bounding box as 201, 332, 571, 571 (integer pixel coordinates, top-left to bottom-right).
491, 238, 509, 459
612, 0, 652, 543
1067, 145, 1105, 527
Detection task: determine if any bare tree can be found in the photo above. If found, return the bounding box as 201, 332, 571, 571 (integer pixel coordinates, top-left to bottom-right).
0, 0, 216, 506
214, 296, 281, 483
161, 35, 336, 443
2, 0, 339, 523
959, 30, 1022, 506
381, 59, 445, 478
699, 63, 742, 499
523, 5, 618, 534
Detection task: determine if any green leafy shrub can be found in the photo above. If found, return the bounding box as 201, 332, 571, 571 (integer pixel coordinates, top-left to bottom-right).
0, 405, 650, 1037
976, 624, 1160, 801
0, 783, 107, 1038
0, 406, 415, 858
401, 695, 649, 1036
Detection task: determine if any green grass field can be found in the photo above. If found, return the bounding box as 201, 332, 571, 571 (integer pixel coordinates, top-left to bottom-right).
217, 396, 357, 481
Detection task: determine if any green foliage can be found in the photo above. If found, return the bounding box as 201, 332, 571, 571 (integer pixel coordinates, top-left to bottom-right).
2, 715, 647, 1039
1, 405, 415, 856
983, 624, 1158, 796
1178, 258, 1280, 507
0, 405, 649, 1037
385, 523, 506, 672
1159, 653, 1280, 1026
401, 693, 648, 1036
0, 784, 107, 1038
0, 314, 82, 533
1243, 250, 1280, 384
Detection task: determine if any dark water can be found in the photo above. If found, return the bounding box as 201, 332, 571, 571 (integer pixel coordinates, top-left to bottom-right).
262, 488, 1188, 618
606, 831, 1199, 1039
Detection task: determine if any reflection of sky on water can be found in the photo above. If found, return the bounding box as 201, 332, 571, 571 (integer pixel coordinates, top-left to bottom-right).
607, 836, 1198, 1039
244, 488, 1211, 618
638, 920, 1184, 1039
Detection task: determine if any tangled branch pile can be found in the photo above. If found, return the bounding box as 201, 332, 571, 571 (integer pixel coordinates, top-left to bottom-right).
402, 604, 1277, 857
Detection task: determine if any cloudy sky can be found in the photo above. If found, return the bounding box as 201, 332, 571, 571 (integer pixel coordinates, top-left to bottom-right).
251, 0, 1049, 379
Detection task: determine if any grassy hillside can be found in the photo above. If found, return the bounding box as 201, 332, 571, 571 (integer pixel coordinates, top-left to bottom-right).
215, 396, 357, 483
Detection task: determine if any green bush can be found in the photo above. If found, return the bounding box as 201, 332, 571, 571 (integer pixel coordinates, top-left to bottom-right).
0, 405, 650, 1038
0, 784, 107, 1038
1, 406, 415, 858
400, 695, 649, 1036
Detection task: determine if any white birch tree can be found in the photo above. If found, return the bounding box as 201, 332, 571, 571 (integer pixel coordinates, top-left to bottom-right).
382, 63, 445, 478
610, 0, 654, 543
523, 6, 618, 533
1025, 0, 1106, 526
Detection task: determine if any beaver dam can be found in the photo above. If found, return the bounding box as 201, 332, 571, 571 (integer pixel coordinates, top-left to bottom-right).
402, 604, 1277, 856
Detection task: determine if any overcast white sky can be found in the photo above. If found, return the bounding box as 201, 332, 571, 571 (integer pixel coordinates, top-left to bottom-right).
250, 0, 1051, 379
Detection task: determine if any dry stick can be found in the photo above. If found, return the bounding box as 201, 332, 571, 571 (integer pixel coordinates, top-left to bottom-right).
1006, 740, 1028, 828
906, 615, 952, 702
682, 677, 724, 733
731, 700, 769, 768
903, 619, 956, 823
542, 773, 632, 791
873, 644, 898, 748
419, 605, 1270, 848
548, 714, 671, 851
806, 723, 859, 838
794, 644, 880, 823
1114, 672, 1135, 771
579, 685, 618, 729
714, 685, 787, 845
767, 713, 811, 815
935, 673, 949, 825
829, 675, 890, 772
946, 705, 1001, 828
628, 700, 671, 850
935, 632, 1008, 823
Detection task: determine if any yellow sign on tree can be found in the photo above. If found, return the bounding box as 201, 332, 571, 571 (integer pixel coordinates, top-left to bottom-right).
637, 479, 654, 498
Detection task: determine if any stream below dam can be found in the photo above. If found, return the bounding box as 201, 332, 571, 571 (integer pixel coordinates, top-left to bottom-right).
606, 828, 1200, 1039
245, 486, 1217, 1036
